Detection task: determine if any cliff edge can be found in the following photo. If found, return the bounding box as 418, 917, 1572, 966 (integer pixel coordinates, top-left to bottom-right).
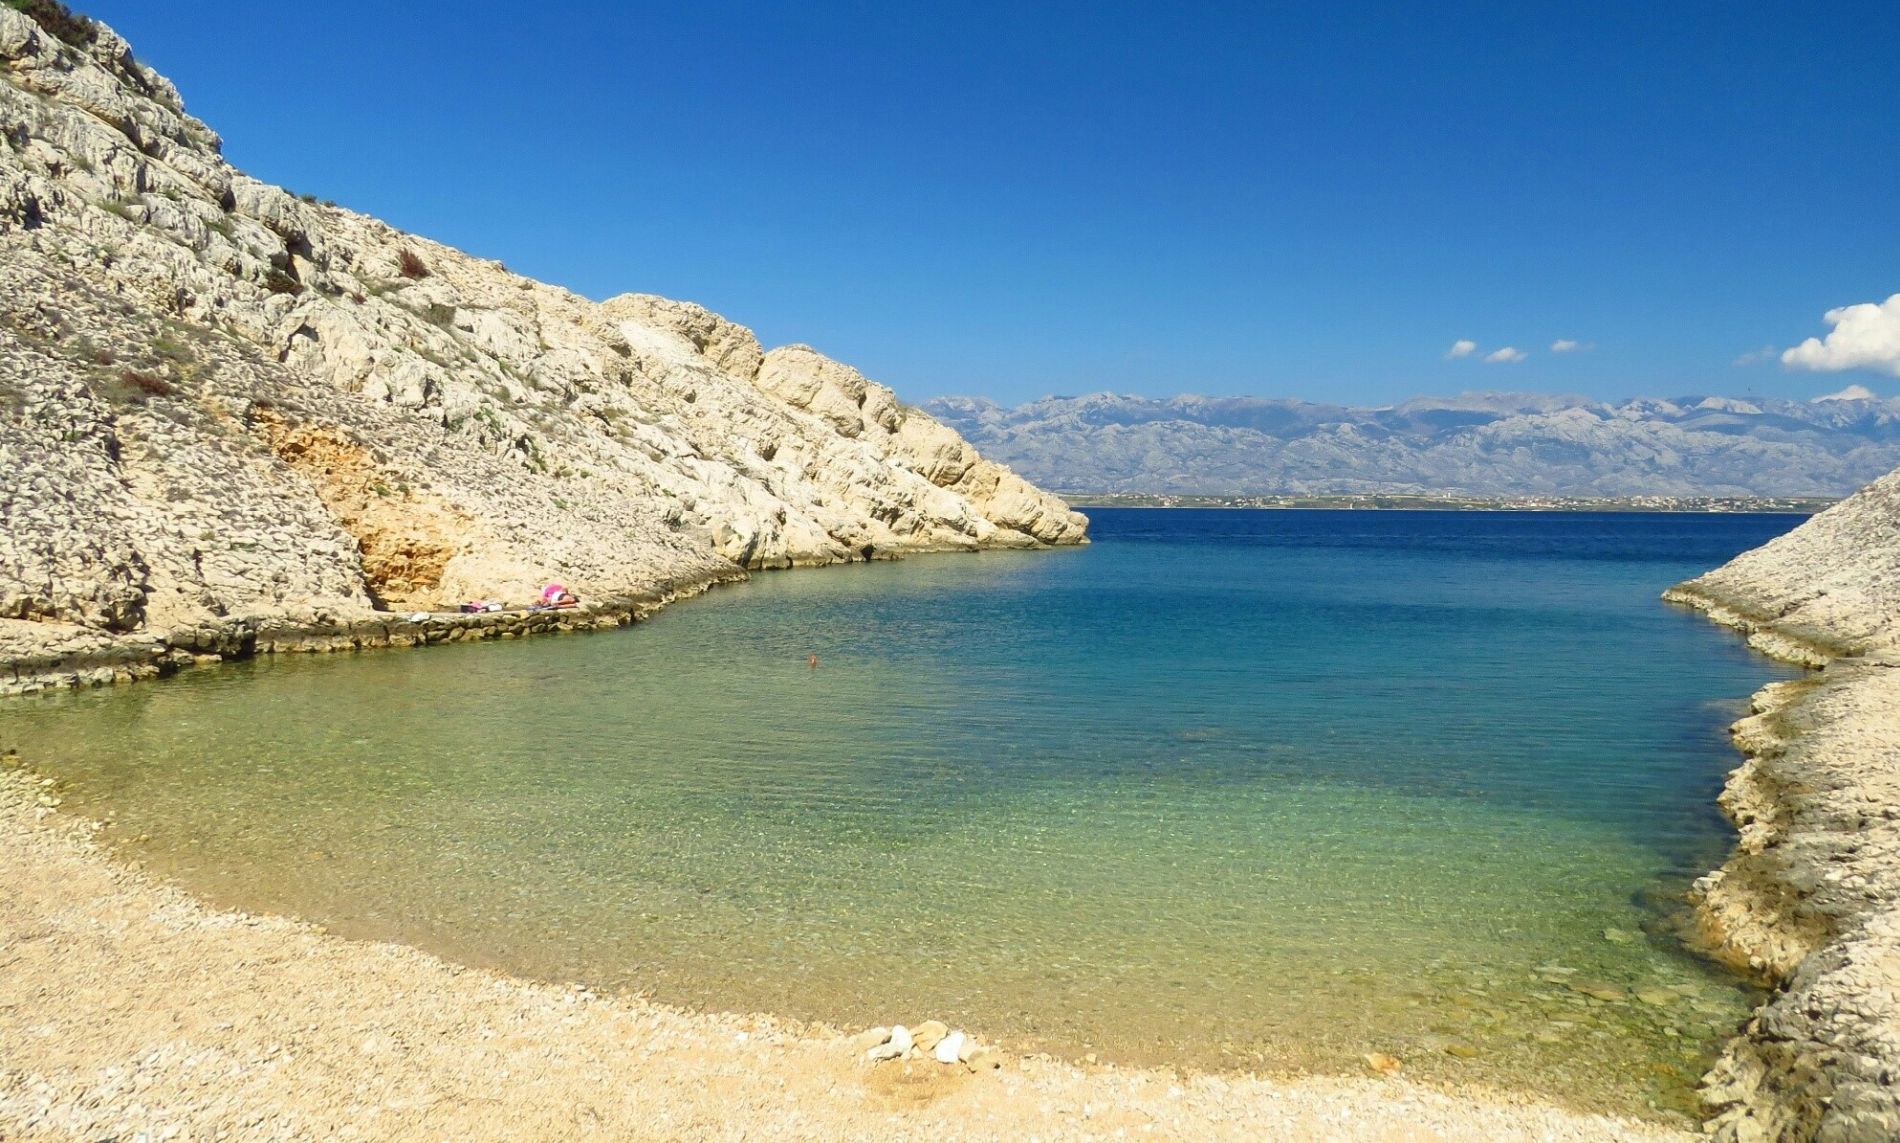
1666, 471, 1900, 1141
0, 7, 1086, 693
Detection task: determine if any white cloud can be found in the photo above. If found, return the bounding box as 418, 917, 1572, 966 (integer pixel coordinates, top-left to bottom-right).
1815, 383, 1877, 402
1733, 345, 1778, 366
1484, 346, 1527, 364
1550, 339, 1589, 353
1782, 293, 1900, 377
1444, 339, 1477, 360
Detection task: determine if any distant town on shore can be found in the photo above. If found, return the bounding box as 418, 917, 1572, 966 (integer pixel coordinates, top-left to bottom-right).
1068, 493, 1838, 513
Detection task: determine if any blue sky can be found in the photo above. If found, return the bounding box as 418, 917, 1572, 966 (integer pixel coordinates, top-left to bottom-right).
100, 1, 1899, 406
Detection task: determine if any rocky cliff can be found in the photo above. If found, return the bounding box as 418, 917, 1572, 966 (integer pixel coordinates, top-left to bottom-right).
1667, 475, 1900, 1140
926, 391, 1900, 498
0, 7, 1085, 693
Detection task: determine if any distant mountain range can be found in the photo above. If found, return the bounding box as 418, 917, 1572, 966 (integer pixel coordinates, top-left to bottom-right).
920, 390, 1900, 497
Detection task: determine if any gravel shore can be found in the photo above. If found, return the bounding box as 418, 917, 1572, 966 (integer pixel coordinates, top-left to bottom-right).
0, 768, 1691, 1142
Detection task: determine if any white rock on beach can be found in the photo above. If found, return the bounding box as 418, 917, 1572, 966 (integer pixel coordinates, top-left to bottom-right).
933, 1030, 966, 1064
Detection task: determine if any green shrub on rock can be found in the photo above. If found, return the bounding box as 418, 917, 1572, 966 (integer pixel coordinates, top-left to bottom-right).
3, 0, 97, 50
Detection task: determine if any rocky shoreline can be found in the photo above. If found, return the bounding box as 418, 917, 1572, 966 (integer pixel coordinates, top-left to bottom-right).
4, 4, 1896, 1137
5, 481, 1883, 1142
1662, 472, 1900, 1142
0, 568, 741, 696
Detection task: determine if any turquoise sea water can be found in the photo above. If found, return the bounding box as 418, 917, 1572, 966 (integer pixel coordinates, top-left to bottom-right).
2, 509, 1805, 1117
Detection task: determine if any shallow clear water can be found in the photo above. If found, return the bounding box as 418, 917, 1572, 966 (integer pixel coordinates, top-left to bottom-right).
2, 509, 1804, 1118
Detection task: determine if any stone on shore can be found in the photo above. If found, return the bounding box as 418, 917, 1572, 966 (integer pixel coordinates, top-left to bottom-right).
909, 1020, 949, 1053
932, 1030, 965, 1064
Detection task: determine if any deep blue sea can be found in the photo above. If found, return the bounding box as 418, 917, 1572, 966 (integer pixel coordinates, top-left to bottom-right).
0, 508, 1807, 1115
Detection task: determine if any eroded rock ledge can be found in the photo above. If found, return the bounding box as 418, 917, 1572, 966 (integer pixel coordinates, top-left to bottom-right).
0, 570, 735, 697
1667, 468, 1900, 1141
0, 7, 1085, 693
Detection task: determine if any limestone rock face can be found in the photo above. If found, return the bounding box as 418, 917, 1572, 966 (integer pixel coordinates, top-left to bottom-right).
756, 346, 1087, 546
1668, 475, 1900, 1141
599, 293, 765, 384
1670, 468, 1900, 660
0, 9, 1085, 690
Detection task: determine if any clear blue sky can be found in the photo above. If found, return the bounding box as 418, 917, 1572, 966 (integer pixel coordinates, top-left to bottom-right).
99, 1, 1898, 406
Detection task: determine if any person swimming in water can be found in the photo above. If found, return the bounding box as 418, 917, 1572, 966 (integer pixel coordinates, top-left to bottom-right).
808, 653, 818, 669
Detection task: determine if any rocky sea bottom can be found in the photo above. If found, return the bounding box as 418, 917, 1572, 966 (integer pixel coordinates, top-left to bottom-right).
1, 509, 1807, 1119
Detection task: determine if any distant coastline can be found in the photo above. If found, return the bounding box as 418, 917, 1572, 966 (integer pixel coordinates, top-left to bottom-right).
930, 392, 1900, 502
1066, 493, 1836, 513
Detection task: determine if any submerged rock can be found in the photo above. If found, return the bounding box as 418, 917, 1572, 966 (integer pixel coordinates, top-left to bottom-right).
964, 1045, 1001, 1071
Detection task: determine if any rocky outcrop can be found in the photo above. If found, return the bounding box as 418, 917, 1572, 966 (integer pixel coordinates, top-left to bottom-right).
926, 390, 1900, 498
0, 7, 1084, 693
755, 345, 1086, 546
1668, 475, 1900, 1141
1668, 469, 1900, 662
